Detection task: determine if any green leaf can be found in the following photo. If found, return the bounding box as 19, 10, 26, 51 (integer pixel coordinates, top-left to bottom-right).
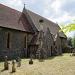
60, 23, 75, 34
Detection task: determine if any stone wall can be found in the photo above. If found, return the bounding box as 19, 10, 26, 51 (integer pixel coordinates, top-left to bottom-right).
60, 37, 67, 52
0, 27, 33, 60
55, 34, 62, 55
42, 28, 54, 57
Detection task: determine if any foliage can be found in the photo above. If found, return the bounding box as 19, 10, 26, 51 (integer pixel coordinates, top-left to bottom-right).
60, 23, 75, 34
72, 35, 75, 47
60, 21, 75, 47
67, 37, 72, 46
67, 37, 75, 47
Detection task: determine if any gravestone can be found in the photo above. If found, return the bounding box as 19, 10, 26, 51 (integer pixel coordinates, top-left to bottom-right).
12, 60, 16, 72
72, 48, 75, 56
17, 57, 21, 67
29, 54, 33, 64
4, 56, 9, 70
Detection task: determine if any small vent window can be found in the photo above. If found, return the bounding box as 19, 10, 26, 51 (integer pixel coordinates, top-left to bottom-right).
39, 19, 44, 23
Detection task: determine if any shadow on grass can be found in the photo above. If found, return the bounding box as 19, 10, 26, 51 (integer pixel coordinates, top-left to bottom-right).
10, 71, 16, 74
39, 59, 44, 62
44, 54, 63, 60
46, 56, 55, 60
38, 56, 55, 62
1, 68, 8, 72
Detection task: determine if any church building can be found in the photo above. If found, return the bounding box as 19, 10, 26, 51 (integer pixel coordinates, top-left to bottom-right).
0, 4, 67, 60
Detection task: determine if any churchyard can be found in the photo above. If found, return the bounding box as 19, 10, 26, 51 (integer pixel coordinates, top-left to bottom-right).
0, 53, 75, 75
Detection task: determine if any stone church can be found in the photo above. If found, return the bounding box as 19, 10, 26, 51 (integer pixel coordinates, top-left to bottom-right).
0, 4, 67, 60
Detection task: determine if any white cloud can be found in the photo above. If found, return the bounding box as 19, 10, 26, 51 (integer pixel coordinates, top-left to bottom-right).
0, 0, 75, 36
51, 0, 62, 13
0, 0, 23, 11
8, 0, 22, 6
23, 0, 36, 4
0, 0, 36, 11
49, 12, 75, 24
42, 0, 75, 24
0, 0, 75, 24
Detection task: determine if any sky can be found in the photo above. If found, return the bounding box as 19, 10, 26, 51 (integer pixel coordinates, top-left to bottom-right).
0, 0, 75, 37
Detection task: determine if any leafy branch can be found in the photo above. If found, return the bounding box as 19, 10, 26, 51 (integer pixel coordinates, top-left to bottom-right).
60, 23, 75, 34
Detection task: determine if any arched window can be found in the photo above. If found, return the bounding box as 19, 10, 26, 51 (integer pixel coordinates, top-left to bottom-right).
51, 46, 52, 50
24, 35, 27, 48
7, 32, 10, 48
51, 46, 52, 55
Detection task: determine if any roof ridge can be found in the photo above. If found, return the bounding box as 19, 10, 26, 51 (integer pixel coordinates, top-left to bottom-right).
0, 3, 34, 33
27, 9, 57, 25
0, 3, 21, 13
22, 7, 38, 32
0, 4, 57, 26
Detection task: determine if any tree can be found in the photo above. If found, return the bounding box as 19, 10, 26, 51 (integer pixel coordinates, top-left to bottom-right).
67, 37, 72, 46
72, 35, 75, 47
60, 23, 75, 34
60, 21, 75, 48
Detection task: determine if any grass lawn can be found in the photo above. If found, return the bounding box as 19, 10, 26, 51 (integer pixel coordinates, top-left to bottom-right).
0, 53, 75, 75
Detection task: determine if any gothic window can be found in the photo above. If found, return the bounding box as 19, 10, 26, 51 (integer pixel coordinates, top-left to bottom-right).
59, 46, 61, 50
51, 46, 52, 55
7, 32, 10, 48
24, 36, 27, 48
54, 42, 55, 45
51, 46, 52, 51
55, 46, 57, 50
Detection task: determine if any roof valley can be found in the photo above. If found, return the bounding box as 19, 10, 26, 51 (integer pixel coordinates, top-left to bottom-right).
22, 5, 38, 32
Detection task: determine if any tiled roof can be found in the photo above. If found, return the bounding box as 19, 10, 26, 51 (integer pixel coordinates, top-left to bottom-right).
27, 10, 66, 38
0, 3, 66, 38
0, 4, 34, 33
